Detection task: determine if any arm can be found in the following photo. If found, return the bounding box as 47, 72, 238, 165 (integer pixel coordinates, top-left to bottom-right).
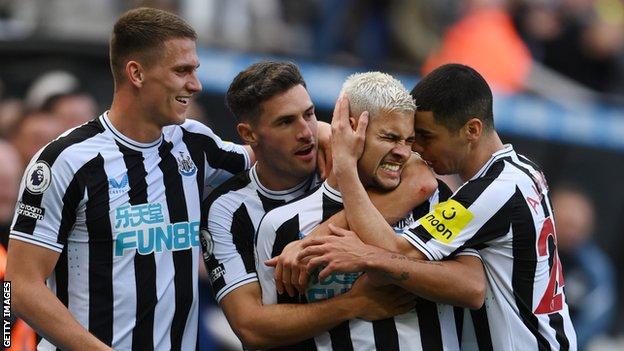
5, 240, 112, 351
220, 277, 416, 349
299, 226, 486, 309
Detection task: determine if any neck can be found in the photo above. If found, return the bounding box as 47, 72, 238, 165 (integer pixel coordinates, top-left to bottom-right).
255, 161, 310, 191
459, 131, 505, 182
108, 90, 162, 143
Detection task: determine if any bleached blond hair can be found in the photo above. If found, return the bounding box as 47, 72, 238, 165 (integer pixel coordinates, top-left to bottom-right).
339, 72, 415, 120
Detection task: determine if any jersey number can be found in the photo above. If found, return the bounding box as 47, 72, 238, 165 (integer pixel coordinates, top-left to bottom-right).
534, 217, 565, 314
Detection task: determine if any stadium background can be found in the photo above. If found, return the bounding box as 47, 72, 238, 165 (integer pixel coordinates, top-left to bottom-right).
0, 0, 623, 350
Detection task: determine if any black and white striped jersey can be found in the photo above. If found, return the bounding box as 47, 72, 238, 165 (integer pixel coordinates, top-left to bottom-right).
255, 180, 480, 350
10, 112, 249, 351
402, 145, 577, 351
200, 164, 321, 302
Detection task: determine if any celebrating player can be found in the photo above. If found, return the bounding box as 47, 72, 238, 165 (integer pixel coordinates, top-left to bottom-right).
256, 72, 486, 350
5, 8, 255, 350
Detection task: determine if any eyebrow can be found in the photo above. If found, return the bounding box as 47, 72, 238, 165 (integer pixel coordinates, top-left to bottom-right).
275, 104, 315, 120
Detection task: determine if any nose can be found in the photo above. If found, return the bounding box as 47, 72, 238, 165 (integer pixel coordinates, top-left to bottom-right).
187, 72, 202, 94
296, 117, 314, 142
392, 143, 412, 161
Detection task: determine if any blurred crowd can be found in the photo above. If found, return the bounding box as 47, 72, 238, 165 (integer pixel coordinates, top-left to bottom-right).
1, 1, 624, 350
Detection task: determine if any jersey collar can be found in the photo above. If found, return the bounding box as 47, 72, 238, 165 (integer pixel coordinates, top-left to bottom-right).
250, 164, 320, 200
470, 144, 515, 180
100, 111, 164, 152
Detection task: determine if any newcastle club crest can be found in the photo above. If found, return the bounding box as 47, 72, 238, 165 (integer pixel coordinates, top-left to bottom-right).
176, 151, 197, 177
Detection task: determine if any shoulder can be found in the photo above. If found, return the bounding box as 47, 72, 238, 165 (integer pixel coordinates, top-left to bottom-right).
203, 170, 253, 214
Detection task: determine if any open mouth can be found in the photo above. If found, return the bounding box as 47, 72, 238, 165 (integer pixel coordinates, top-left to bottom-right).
379, 162, 401, 172
175, 96, 190, 105
295, 145, 314, 156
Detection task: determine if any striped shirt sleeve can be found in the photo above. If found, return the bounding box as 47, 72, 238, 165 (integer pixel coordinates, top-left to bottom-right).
181, 120, 250, 189
402, 164, 516, 261
204, 198, 258, 303
10, 153, 81, 253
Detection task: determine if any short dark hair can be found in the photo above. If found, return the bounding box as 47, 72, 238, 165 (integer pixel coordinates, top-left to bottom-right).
226, 61, 306, 123
109, 7, 197, 87
411, 64, 494, 132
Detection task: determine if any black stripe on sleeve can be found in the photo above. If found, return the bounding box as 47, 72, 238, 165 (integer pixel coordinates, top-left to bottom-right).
415, 299, 443, 351
54, 249, 69, 308
85, 154, 114, 346
55, 158, 89, 313
452, 161, 505, 208
185, 129, 247, 174
182, 129, 207, 200
511, 188, 550, 351
470, 305, 493, 351
231, 204, 256, 274
158, 141, 194, 351
372, 318, 399, 351
13, 120, 103, 235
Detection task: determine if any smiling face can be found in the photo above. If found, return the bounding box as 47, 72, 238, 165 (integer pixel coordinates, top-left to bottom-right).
251, 84, 318, 187
140, 38, 202, 127
412, 110, 470, 176
357, 109, 415, 191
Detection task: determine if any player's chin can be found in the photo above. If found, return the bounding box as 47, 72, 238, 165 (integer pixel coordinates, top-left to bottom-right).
376, 177, 400, 191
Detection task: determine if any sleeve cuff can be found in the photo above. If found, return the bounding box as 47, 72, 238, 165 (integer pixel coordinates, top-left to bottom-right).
10, 231, 64, 253
215, 274, 258, 303
400, 231, 441, 261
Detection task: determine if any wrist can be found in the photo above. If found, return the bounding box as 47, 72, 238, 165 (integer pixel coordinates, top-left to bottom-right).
334, 291, 361, 320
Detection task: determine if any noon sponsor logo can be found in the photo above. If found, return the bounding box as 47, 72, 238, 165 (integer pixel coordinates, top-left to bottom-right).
16, 202, 45, 220
419, 199, 473, 244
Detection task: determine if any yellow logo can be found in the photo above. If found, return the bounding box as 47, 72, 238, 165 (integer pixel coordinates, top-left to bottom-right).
418, 199, 473, 243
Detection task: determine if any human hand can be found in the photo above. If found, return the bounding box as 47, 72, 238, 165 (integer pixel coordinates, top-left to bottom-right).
330, 94, 368, 177
264, 240, 309, 297
347, 273, 417, 321
298, 224, 382, 282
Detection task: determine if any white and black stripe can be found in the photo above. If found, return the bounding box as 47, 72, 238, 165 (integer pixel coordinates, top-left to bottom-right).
256, 180, 477, 350
201, 164, 320, 303
402, 145, 577, 351
10, 112, 250, 350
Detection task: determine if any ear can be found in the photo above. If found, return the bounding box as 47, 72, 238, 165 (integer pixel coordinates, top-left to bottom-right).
464, 118, 483, 142
126, 61, 145, 88
237, 122, 257, 146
